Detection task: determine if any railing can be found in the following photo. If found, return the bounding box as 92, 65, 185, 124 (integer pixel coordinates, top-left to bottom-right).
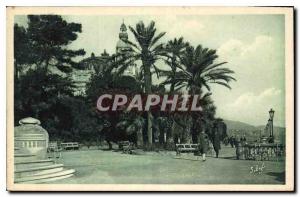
175, 144, 198, 155
60, 142, 79, 150
237, 143, 285, 161
118, 141, 134, 154
47, 141, 62, 159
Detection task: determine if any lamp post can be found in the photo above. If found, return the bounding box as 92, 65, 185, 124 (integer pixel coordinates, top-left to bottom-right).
268, 118, 272, 137
268, 108, 275, 143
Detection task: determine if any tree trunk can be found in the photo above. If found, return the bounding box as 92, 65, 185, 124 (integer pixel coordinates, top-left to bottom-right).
143, 60, 153, 144
170, 57, 176, 93
190, 88, 199, 144
146, 111, 153, 144
168, 57, 177, 145
136, 129, 143, 148
106, 140, 112, 150
170, 80, 175, 93
96, 137, 101, 149
185, 127, 192, 143
44, 57, 50, 71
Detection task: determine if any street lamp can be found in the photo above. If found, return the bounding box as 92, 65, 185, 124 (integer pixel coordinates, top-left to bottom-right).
269, 108, 275, 119
268, 118, 272, 137
268, 108, 275, 143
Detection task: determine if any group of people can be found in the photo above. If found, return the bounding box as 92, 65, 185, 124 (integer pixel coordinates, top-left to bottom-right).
197, 130, 222, 162
227, 136, 247, 148
197, 132, 247, 162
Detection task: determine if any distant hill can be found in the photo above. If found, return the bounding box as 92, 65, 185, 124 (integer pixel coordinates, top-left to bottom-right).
223, 119, 285, 144
256, 125, 286, 144
223, 119, 256, 131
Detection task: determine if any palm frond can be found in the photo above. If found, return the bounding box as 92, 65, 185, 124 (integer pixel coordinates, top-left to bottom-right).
150, 32, 166, 48
202, 62, 228, 73
123, 39, 141, 52
210, 81, 232, 89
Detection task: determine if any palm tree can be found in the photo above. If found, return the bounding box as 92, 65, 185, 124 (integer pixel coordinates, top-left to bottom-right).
158, 38, 189, 144
164, 37, 189, 93
162, 44, 235, 142
192, 93, 217, 142
116, 114, 145, 148
120, 21, 167, 145
163, 44, 235, 93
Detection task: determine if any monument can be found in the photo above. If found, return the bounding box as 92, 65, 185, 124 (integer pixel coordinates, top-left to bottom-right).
14, 117, 75, 183
15, 117, 49, 159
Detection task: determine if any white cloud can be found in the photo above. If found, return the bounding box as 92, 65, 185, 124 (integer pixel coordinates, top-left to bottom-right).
213, 35, 284, 127
154, 16, 205, 40
231, 87, 281, 108
218, 35, 273, 59
218, 39, 244, 57
222, 88, 284, 126
243, 35, 273, 55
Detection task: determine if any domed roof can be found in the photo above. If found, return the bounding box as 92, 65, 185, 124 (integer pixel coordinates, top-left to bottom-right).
118, 22, 129, 42
15, 117, 48, 137
119, 32, 128, 40
19, 117, 41, 125
14, 124, 48, 136
116, 39, 131, 50
120, 23, 127, 31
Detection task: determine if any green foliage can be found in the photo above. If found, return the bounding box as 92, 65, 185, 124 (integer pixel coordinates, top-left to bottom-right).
86, 69, 146, 145
125, 21, 168, 144
14, 18, 233, 148
14, 24, 35, 78
116, 112, 145, 143
15, 15, 85, 74
162, 44, 236, 93
164, 37, 189, 93
86, 71, 142, 104
15, 68, 73, 118
61, 96, 103, 142
15, 68, 70, 136
14, 68, 104, 142
125, 21, 168, 92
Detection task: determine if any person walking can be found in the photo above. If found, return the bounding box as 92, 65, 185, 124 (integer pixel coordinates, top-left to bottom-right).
212, 125, 221, 158
229, 136, 234, 148
198, 130, 209, 161
235, 139, 241, 160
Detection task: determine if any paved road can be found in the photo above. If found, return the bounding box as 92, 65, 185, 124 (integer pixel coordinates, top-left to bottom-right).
53, 147, 285, 184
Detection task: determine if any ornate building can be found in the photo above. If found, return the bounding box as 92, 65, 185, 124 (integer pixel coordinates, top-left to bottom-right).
115, 22, 138, 77
116, 22, 132, 54
70, 50, 110, 96
70, 22, 137, 96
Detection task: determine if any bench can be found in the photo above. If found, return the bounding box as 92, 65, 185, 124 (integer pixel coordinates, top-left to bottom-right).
47, 141, 62, 158
118, 141, 134, 154
175, 144, 198, 155
176, 143, 214, 156
48, 142, 59, 150
60, 142, 79, 150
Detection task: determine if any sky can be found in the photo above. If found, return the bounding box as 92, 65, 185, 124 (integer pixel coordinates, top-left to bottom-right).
15, 14, 286, 127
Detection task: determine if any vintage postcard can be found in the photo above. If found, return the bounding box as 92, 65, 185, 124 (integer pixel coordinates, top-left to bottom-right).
6, 7, 294, 191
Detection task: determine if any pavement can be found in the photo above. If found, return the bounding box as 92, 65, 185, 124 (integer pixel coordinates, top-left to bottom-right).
52, 146, 285, 184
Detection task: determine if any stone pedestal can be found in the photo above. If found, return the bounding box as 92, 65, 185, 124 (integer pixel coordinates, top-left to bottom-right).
15, 117, 49, 159
14, 117, 75, 183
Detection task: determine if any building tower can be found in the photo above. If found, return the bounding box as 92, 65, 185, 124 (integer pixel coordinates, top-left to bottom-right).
116, 21, 137, 77
116, 21, 131, 54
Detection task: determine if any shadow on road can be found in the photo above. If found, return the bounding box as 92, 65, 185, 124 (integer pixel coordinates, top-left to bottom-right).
219, 156, 237, 160
266, 172, 285, 183
172, 157, 202, 162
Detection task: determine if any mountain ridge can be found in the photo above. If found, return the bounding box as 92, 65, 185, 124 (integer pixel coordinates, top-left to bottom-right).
223, 119, 285, 130
223, 119, 285, 143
